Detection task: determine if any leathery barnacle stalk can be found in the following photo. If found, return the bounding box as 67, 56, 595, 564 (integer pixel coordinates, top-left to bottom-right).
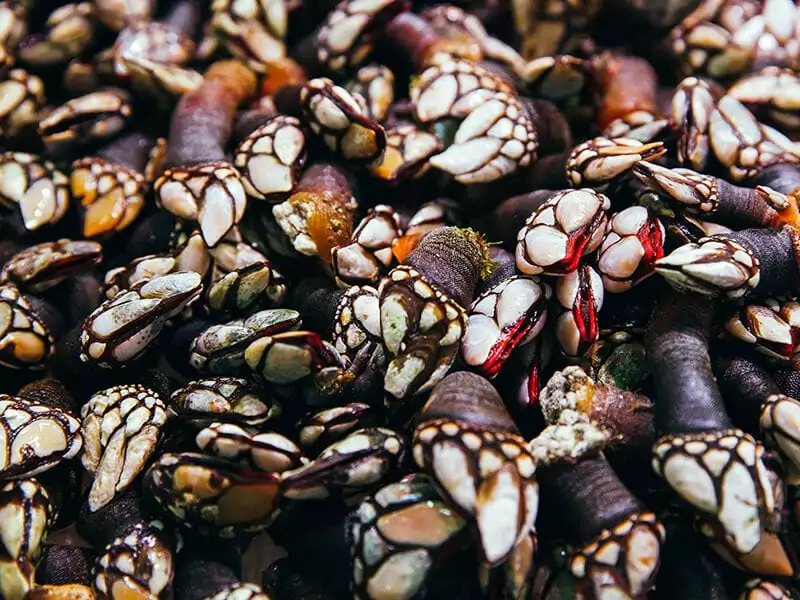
714, 352, 800, 490
379, 227, 490, 400
413, 372, 536, 568
655, 225, 800, 300
155, 60, 256, 247
530, 367, 665, 599
646, 292, 780, 572
634, 162, 800, 231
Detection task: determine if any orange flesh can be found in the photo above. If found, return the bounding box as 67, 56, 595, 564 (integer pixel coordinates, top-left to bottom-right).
777, 191, 800, 229
260, 56, 307, 97
392, 232, 423, 263
296, 191, 354, 263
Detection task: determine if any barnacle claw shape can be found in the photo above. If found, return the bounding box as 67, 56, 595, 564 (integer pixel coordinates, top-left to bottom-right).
0, 69, 45, 137
569, 512, 665, 600
672, 76, 718, 171
518, 55, 588, 102
566, 137, 665, 188
38, 89, 133, 153
597, 205, 666, 293
346, 65, 395, 123
515, 189, 610, 276
411, 57, 516, 125
0, 395, 82, 480
0, 284, 55, 370
412, 418, 538, 566
124, 57, 204, 108
0, 479, 52, 600
367, 124, 441, 185
155, 161, 247, 248
1, 239, 103, 294
80, 271, 204, 367
428, 92, 538, 184
234, 115, 307, 201
651, 429, 775, 555
667, 17, 753, 81
634, 162, 720, 214
350, 473, 467, 600
725, 300, 798, 361
555, 265, 604, 357
315, 0, 407, 74
655, 238, 760, 299
332, 285, 384, 365
760, 393, 800, 481
379, 266, 467, 400
103, 231, 210, 300
80, 384, 168, 512
245, 330, 341, 385
298, 403, 375, 453
207, 241, 286, 316
281, 427, 406, 500
332, 208, 401, 288
112, 21, 195, 75
460, 275, 550, 378
210, 0, 287, 73
16, 3, 95, 66
710, 95, 800, 182
603, 111, 673, 144
169, 377, 277, 429
94, 522, 174, 599
301, 78, 386, 164
71, 157, 146, 238
196, 422, 305, 473
144, 452, 281, 535
189, 308, 301, 375
0, 152, 70, 232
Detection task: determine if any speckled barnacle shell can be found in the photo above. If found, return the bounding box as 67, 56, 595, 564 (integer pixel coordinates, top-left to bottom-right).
281, 427, 406, 500
188, 308, 301, 375
332, 285, 383, 365
0, 239, 103, 294
0, 395, 82, 479
80, 271, 203, 368
168, 377, 277, 428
